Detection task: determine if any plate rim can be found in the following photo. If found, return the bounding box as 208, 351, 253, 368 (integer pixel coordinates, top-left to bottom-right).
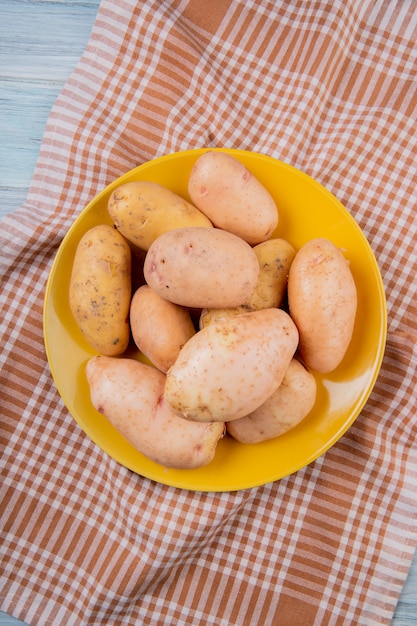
43, 148, 387, 491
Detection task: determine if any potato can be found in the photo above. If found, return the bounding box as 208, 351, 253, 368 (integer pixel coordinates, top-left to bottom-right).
188, 151, 278, 245
250, 238, 296, 310
227, 359, 317, 443
86, 356, 225, 469
143, 227, 260, 309
69, 225, 131, 356
108, 181, 212, 251
199, 238, 296, 329
164, 308, 299, 423
130, 285, 196, 373
288, 238, 357, 373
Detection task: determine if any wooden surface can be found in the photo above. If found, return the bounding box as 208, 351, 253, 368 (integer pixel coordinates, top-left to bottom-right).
0, 1, 416, 624
0, 0, 100, 216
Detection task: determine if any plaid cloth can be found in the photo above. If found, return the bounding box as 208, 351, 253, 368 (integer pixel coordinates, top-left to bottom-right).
1, 1, 416, 624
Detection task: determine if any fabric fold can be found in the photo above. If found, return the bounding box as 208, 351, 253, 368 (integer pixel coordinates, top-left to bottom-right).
1, 1, 416, 624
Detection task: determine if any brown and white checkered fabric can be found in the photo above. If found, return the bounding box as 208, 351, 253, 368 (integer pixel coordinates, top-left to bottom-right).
1, 1, 416, 624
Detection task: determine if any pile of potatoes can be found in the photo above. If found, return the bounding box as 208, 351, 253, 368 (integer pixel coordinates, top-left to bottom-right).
69, 151, 358, 470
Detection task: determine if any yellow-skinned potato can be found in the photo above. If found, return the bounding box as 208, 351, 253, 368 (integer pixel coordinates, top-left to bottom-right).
250, 238, 296, 310
164, 308, 299, 423
107, 181, 212, 251
86, 356, 225, 469
199, 238, 296, 329
69, 225, 131, 356
144, 227, 260, 309
227, 359, 316, 443
288, 238, 357, 373
188, 151, 278, 245
130, 285, 196, 373
199, 305, 250, 329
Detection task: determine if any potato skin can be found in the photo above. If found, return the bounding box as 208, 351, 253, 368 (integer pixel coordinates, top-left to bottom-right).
143, 227, 260, 309
199, 305, 250, 329
108, 181, 212, 251
130, 285, 196, 373
69, 225, 131, 356
199, 238, 296, 329
86, 356, 225, 469
288, 238, 357, 373
164, 308, 299, 423
227, 359, 316, 443
250, 238, 296, 310
188, 151, 278, 245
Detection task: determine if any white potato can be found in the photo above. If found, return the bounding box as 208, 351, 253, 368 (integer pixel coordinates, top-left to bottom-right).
143, 226, 260, 308
188, 151, 278, 244
86, 356, 225, 469
288, 238, 357, 373
164, 308, 299, 423
227, 359, 316, 443
130, 285, 196, 373
199, 237, 296, 329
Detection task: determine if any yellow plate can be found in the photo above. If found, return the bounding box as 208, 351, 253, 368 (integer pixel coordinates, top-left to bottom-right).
43, 149, 387, 491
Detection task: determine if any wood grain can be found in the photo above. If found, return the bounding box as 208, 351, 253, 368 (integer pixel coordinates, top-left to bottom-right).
0, 1, 415, 625
0, 0, 100, 216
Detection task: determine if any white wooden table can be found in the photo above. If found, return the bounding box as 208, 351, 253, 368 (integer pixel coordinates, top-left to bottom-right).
0, 2, 416, 624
